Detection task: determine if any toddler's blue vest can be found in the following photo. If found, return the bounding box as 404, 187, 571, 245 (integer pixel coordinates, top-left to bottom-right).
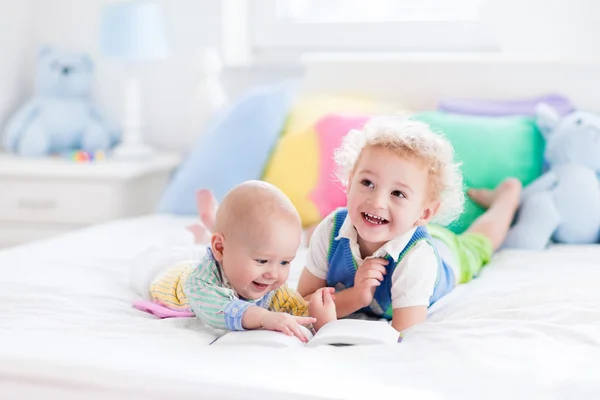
326, 208, 454, 319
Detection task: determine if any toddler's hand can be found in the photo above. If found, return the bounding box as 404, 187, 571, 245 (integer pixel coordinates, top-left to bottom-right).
353, 257, 388, 307
260, 312, 316, 342
309, 287, 337, 330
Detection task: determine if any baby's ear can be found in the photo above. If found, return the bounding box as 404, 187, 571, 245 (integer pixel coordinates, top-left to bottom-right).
210, 233, 225, 261
416, 201, 440, 226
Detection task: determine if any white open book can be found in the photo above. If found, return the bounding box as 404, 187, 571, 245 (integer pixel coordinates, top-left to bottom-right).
211, 319, 400, 348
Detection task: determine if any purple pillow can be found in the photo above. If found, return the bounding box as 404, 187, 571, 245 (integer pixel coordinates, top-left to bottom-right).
438, 93, 574, 117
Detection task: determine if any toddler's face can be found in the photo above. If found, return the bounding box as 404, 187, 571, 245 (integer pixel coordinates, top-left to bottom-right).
220, 218, 302, 300
346, 145, 435, 250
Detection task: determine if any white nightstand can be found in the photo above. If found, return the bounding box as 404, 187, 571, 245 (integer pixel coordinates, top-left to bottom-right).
0, 152, 181, 248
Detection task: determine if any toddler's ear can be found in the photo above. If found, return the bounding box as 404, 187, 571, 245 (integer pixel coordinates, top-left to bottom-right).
211, 233, 226, 261
415, 201, 440, 226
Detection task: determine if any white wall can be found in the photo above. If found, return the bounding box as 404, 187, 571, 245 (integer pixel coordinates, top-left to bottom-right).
484, 0, 600, 60
25, 0, 226, 153
2, 0, 599, 154
0, 0, 32, 131
20, 0, 303, 153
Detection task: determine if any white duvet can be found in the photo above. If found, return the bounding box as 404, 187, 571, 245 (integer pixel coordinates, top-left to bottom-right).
0, 214, 599, 399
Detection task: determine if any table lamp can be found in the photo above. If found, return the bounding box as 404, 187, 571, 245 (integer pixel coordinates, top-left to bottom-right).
98, 0, 170, 160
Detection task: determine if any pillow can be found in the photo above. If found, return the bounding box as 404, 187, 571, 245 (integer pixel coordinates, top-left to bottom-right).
309, 115, 372, 219
412, 111, 545, 234
262, 95, 399, 227
263, 113, 374, 227
438, 93, 574, 117
157, 82, 296, 214
281, 94, 400, 137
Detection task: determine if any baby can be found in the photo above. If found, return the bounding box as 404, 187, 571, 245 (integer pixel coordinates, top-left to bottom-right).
131, 180, 335, 341
296, 115, 522, 332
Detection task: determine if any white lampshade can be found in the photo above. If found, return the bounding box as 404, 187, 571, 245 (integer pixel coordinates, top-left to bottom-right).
99, 0, 169, 61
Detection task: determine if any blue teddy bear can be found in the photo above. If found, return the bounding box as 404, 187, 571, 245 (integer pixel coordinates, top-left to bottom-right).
503, 103, 600, 249
2, 46, 119, 157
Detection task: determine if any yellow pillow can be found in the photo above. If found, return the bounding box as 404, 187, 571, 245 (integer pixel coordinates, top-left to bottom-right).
264, 128, 321, 226
282, 94, 398, 137
263, 95, 399, 227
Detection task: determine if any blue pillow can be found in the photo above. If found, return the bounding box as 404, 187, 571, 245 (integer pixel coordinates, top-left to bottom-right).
157, 82, 296, 214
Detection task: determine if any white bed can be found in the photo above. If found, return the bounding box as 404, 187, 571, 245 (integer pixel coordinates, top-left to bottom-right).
3, 57, 600, 399
1, 214, 599, 399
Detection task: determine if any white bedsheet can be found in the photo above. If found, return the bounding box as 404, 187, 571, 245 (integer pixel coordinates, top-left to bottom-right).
1, 214, 599, 399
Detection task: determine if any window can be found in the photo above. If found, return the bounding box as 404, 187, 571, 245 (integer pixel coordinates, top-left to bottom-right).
275, 0, 483, 23
225, 0, 499, 64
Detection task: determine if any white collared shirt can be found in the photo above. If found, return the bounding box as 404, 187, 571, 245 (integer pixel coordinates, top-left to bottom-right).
305, 211, 439, 309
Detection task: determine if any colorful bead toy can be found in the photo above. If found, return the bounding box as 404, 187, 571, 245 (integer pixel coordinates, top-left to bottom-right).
66, 150, 107, 163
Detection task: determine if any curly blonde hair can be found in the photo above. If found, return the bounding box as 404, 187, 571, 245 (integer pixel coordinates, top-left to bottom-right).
334, 115, 464, 226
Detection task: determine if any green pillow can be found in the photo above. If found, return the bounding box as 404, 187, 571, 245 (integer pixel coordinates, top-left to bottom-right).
412, 111, 545, 234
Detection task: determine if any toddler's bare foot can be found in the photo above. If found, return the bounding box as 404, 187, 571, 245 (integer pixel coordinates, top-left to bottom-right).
186, 222, 211, 244
468, 178, 522, 210
196, 189, 218, 231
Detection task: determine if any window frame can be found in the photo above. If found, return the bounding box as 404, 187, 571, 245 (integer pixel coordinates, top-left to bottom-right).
223, 0, 500, 65
221, 0, 502, 66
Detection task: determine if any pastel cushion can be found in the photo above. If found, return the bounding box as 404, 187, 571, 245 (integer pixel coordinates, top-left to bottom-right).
438, 93, 574, 117
157, 83, 295, 214
263, 114, 373, 227
412, 111, 545, 233
263, 96, 398, 227
262, 128, 321, 226
309, 115, 372, 219
281, 94, 398, 137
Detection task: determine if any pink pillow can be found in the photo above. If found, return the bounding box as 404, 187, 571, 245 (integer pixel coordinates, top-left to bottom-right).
308, 114, 372, 219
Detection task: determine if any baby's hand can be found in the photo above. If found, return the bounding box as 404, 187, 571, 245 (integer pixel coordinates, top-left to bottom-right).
353, 257, 388, 307
309, 287, 337, 331
260, 312, 316, 342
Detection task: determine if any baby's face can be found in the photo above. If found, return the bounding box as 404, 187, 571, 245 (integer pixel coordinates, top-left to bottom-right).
346, 146, 434, 250
221, 218, 302, 300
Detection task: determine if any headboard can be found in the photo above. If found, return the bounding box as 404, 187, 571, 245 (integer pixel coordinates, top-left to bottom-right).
300, 54, 600, 112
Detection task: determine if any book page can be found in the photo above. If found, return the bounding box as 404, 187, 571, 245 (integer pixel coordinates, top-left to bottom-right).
307, 319, 399, 347
212, 325, 314, 348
